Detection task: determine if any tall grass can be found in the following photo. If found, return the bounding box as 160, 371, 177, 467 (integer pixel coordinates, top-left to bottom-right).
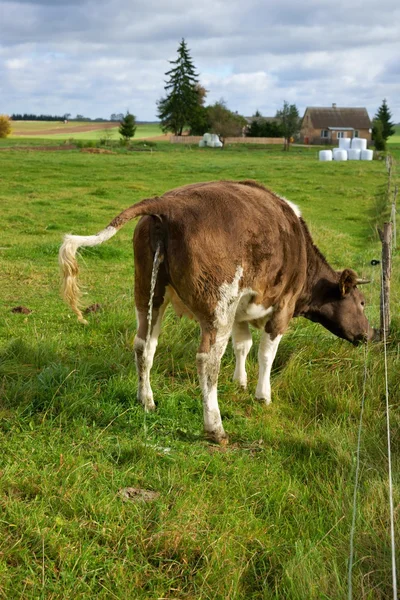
0, 143, 399, 599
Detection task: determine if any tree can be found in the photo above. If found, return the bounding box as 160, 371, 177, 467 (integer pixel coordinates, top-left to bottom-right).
206, 100, 247, 146
372, 119, 386, 151
246, 114, 283, 138
0, 115, 12, 138
157, 39, 203, 136
187, 84, 210, 134
119, 111, 136, 141
275, 101, 301, 150
374, 99, 395, 141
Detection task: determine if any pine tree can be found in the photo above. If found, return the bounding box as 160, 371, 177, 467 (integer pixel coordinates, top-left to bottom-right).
372, 119, 386, 151
157, 39, 203, 136
119, 111, 136, 141
374, 99, 395, 141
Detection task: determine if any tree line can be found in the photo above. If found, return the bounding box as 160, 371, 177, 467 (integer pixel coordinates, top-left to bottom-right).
11, 113, 67, 121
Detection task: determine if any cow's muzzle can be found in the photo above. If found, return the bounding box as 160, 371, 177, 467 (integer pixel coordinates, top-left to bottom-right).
353, 328, 379, 345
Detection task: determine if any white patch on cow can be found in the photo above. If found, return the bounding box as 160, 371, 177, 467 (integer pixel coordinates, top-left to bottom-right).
215, 265, 243, 331
232, 321, 253, 388
256, 332, 282, 404
278, 196, 301, 218
196, 349, 227, 440
235, 292, 275, 323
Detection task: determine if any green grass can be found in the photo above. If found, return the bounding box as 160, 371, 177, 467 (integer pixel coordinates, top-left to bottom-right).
0, 143, 399, 599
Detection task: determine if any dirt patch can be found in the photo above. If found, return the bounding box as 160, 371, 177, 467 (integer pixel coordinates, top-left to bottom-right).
11, 306, 32, 314
146, 134, 170, 142
80, 148, 116, 154
84, 303, 102, 313
118, 487, 160, 503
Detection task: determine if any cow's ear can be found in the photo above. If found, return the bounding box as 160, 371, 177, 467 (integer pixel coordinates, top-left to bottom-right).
339, 269, 358, 297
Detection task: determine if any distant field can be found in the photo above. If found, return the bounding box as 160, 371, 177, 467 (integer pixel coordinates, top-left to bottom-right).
387, 123, 400, 144
10, 120, 164, 140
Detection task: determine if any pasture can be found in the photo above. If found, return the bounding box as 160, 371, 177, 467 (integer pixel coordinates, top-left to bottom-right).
0, 142, 399, 599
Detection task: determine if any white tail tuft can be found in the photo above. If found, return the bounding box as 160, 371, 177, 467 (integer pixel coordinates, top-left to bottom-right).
59, 226, 118, 324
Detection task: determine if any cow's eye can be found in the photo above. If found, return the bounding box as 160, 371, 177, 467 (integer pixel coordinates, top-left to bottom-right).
361, 301, 365, 307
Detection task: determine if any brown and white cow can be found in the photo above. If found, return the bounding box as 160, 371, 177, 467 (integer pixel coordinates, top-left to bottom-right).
59, 180, 375, 442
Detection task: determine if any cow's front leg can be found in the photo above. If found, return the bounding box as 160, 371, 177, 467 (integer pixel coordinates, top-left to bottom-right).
255, 331, 282, 405
232, 321, 252, 388
197, 328, 231, 443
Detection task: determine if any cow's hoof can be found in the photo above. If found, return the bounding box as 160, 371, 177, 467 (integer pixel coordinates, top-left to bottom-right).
255, 395, 272, 406
144, 401, 156, 412
233, 375, 247, 389
205, 429, 228, 445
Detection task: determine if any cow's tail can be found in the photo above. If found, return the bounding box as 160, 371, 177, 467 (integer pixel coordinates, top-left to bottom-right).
59, 196, 166, 324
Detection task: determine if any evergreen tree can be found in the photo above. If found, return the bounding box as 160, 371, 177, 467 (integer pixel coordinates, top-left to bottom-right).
372, 119, 386, 151
374, 99, 395, 141
276, 101, 300, 150
119, 111, 136, 141
157, 39, 202, 136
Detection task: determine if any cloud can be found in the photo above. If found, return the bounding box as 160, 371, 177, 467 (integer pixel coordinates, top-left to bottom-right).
0, 0, 399, 120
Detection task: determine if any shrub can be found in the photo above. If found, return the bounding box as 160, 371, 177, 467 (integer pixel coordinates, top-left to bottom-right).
372, 119, 386, 151
0, 115, 12, 138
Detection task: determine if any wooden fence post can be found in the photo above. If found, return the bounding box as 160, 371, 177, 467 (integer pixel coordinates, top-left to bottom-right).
378, 222, 392, 340
392, 185, 398, 251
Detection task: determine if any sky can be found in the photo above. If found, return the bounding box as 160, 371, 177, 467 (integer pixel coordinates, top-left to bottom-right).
1, 0, 399, 122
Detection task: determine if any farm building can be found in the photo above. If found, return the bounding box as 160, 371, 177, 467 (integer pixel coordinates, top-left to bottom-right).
300, 104, 372, 145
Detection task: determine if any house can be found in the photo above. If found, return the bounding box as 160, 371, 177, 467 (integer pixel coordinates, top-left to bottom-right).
301, 105, 372, 145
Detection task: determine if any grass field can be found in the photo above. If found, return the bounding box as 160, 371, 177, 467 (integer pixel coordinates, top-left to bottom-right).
0, 141, 399, 599
387, 124, 400, 145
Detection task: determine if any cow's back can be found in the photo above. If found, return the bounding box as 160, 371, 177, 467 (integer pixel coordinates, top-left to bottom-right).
151, 180, 308, 314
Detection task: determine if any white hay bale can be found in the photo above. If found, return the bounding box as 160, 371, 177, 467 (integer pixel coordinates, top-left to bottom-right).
339, 138, 351, 149
333, 149, 348, 161
361, 149, 373, 161
347, 149, 361, 160
351, 138, 367, 150
319, 150, 333, 161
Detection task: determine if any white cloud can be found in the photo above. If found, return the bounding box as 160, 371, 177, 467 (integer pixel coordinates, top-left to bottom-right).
0, 0, 399, 120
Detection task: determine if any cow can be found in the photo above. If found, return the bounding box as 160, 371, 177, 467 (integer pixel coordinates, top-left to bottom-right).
59, 180, 375, 443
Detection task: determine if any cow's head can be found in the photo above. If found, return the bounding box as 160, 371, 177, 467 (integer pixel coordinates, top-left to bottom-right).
307, 269, 377, 344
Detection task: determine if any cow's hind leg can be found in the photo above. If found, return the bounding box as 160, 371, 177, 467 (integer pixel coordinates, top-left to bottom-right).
197, 326, 231, 443
135, 300, 168, 411
232, 321, 253, 388
255, 331, 282, 405
133, 215, 168, 411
